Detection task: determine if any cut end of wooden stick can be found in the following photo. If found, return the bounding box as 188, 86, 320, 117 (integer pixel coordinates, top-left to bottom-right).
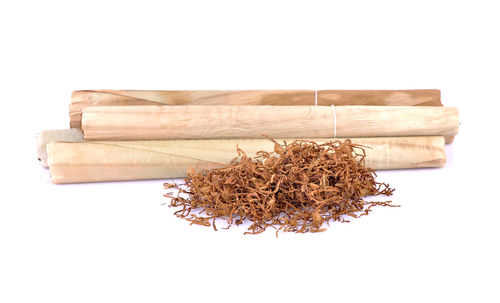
37, 129, 84, 168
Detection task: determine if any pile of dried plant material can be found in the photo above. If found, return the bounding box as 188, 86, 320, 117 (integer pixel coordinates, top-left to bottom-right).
164, 139, 396, 235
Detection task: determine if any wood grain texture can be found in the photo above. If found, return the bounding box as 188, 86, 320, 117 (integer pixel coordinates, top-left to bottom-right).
70, 90, 314, 128
81, 105, 459, 141
47, 136, 446, 183
70, 89, 441, 128
317, 89, 441, 106
334, 106, 459, 137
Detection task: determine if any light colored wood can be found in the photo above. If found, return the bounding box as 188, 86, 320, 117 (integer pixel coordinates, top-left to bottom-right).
36, 129, 83, 167
334, 106, 458, 137
47, 136, 446, 184
70, 90, 314, 128
317, 89, 441, 106
70, 89, 441, 128
81, 105, 459, 141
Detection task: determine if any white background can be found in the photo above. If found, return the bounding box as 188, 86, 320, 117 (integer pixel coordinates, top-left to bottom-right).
1, 1, 499, 302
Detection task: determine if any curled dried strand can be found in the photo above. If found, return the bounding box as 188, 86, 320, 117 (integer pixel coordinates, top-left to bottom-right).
165, 139, 395, 235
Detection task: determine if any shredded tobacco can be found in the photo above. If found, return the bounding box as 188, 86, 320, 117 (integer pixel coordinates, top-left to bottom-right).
164, 139, 396, 235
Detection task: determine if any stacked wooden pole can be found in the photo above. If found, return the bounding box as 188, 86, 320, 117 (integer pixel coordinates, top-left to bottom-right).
39, 89, 459, 183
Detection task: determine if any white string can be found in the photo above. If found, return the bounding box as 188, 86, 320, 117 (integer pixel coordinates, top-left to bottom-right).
331, 105, 337, 137
314, 90, 317, 106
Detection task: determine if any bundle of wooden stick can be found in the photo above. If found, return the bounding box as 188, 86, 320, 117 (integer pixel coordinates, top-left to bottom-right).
38, 89, 459, 183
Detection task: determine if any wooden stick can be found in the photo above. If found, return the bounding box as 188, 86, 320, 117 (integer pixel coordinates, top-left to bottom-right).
318, 90, 452, 146
70, 89, 442, 128
47, 136, 446, 184
317, 90, 441, 106
81, 105, 459, 141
